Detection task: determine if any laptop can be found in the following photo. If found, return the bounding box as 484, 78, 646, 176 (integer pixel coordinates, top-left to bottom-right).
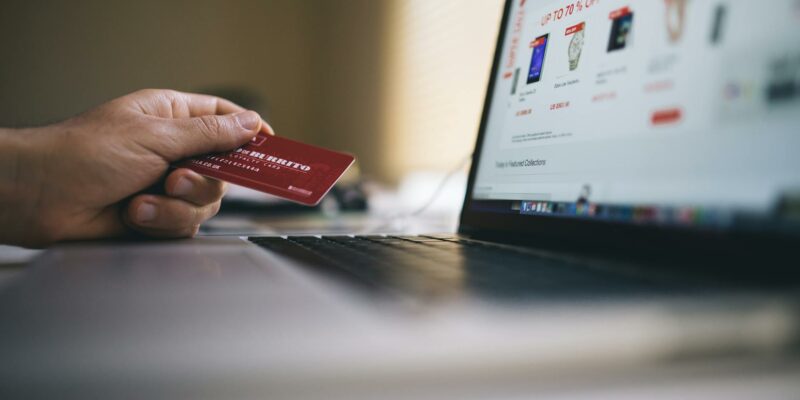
2, 0, 800, 397
246, 0, 800, 299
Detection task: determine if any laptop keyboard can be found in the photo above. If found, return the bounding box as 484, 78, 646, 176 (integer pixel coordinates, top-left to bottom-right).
249, 234, 672, 300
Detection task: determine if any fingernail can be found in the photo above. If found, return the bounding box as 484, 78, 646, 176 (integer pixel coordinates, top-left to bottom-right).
235, 111, 260, 132
173, 177, 193, 196
137, 203, 157, 223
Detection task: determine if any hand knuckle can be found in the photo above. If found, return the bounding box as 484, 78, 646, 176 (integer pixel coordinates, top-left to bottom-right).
210, 201, 222, 217
212, 182, 226, 200
136, 88, 163, 98
196, 115, 221, 136
191, 205, 203, 224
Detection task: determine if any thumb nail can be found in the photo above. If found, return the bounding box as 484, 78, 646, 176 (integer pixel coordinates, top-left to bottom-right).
235, 111, 261, 132
136, 202, 157, 224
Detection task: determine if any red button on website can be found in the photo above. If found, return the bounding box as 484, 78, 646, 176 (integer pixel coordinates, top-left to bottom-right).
651, 108, 682, 125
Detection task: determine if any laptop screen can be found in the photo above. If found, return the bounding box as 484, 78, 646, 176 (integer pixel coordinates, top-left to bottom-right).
469, 0, 800, 234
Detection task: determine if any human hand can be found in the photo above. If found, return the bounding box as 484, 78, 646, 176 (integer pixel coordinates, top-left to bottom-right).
0, 89, 273, 247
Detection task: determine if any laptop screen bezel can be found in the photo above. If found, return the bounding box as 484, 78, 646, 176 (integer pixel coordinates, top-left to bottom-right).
457, 0, 795, 255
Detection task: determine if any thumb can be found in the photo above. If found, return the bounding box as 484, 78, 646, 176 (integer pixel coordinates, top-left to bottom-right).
159, 111, 261, 161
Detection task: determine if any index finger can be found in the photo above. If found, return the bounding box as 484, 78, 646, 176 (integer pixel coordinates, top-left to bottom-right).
179, 92, 275, 136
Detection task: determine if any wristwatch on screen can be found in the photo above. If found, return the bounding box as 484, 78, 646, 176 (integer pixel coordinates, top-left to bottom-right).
666, 0, 687, 43
568, 29, 584, 71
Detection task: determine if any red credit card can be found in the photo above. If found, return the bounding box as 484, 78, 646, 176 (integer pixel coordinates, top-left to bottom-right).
175, 134, 355, 206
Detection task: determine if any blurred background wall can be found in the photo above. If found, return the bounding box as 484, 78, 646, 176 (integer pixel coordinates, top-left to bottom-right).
0, 0, 503, 184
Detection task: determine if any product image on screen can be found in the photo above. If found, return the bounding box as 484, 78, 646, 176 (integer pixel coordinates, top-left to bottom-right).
607, 8, 633, 52
710, 4, 726, 44
511, 68, 520, 94
527, 34, 549, 84
665, 0, 687, 43
566, 22, 585, 71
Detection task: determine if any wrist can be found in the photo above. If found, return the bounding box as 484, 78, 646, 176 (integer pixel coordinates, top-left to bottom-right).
0, 127, 54, 247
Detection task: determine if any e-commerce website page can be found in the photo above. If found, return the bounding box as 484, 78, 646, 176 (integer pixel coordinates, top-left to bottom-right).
473, 0, 800, 227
